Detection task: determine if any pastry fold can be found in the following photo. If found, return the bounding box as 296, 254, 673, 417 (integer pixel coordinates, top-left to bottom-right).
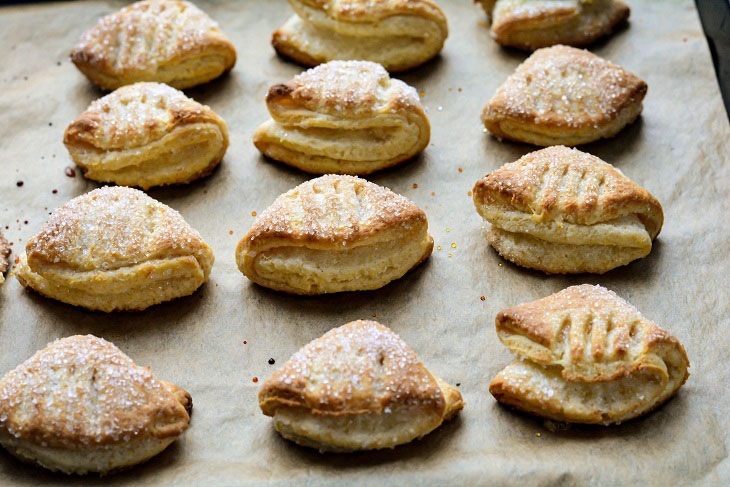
236, 174, 433, 294
64, 82, 228, 189
482, 45, 647, 147
253, 61, 430, 175
272, 0, 448, 72
260, 320, 463, 451
489, 285, 690, 424
0, 335, 191, 474
473, 146, 662, 274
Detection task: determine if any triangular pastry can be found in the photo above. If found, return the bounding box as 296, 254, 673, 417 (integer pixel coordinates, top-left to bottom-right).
0, 335, 192, 474
259, 320, 464, 451
64, 82, 229, 190
236, 174, 433, 294
253, 61, 430, 175
477, 0, 630, 50
0, 230, 9, 285
15, 187, 214, 312
489, 285, 690, 424
472, 146, 663, 274
70, 0, 236, 90
482, 45, 647, 146
272, 0, 448, 72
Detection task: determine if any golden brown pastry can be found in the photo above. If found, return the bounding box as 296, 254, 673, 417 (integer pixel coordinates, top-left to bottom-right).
15, 187, 214, 312
236, 175, 433, 294
472, 146, 663, 274
64, 82, 229, 189
0, 335, 192, 474
0, 230, 10, 285
477, 0, 630, 50
482, 45, 647, 146
70, 0, 236, 90
272, 0, 448, 72
489, 285, 690, 424
253, 61, 430, 175
260, 320, 463, 451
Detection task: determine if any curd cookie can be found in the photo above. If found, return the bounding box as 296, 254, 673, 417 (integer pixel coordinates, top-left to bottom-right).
476, 0, 630, 50
253, 61, 430, 175
472, 146, 663, 274
260, 320, 463, 451
64, 82, 229, 189
482, 45, 647, 146
0, 335, 191, 474
489, 285, 690, 424
70, 0, 236, 90
15, 187, 214, 312
0, 230, 9, 285
272, 0, 448, 72
236, 174, 433, 294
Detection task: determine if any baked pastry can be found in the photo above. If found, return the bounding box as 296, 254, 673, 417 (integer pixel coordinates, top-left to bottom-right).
15, 187, 214, 312
476, 0, 630, 50
481, 45, 647, 146
236, 174, 433, 294
70, 0, 236, 90
489, 285, 690, 424
472, 146, 663, 274
0, 230, 10, 285
0, 335, 191, 474
253, 61, 430, 175
259, 320, 463, 451
64, 82, 229, 189
272, 0, 448, 72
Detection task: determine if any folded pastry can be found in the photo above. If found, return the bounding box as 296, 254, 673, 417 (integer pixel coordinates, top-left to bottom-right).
260, 320, 463, 451
272, 0, 448, 72
0, 335, 191, 474
472, 146, 663, 274
64, 82, 229, 189
236, 174, 433, 294
0, 230, 9, 285
253, 61, 430, 175
489, 285, 690, 424
477, 0, 630, 50
15, 187, 214, 312
70, 0, 236, 90
482, 45, 647, 146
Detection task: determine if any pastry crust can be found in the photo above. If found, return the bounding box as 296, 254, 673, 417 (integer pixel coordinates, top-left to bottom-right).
70, 0, 236, 90
473, 146, 663, 274
482, 45, 647, 146
64, 82, 228, 189
489, 285, 690, 424
477, 0, 630, 50
253, 61, 430, 175
236, 174, 433, 295
272, 0, 448, 72
15, 187, 214, 312
0, 230, 10, 285
0, 335, 191, 474
259, 320, 463, 451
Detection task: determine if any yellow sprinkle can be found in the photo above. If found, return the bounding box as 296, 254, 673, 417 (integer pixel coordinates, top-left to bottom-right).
447, 254, 452, 257
420, 91, 426, 97
437, 246, 442, 250
499, 263, 503, 267
451, 243, 456, 248
536, 433, 541, 437
445, 228, 450, 232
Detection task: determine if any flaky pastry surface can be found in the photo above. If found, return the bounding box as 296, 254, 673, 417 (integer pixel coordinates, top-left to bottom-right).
259, 320, 463, 451
70, 0, 236, 90
489, 285, 689, 424
482, 45, 647, 146
0, 231, 9, 285
253, 61, 429, 175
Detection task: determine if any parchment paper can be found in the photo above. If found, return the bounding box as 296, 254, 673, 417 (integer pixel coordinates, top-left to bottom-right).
0, 1, 728, 485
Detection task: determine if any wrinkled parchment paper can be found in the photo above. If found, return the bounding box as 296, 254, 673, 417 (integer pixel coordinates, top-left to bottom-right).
0, 1, 728, 485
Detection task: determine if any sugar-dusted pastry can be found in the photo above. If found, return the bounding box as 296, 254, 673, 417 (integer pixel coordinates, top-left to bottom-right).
70, 0, 236, 90
253, 61, 430, 175
472, 146, 663, 274
272, 0, 448, 72
15, 187, 214, 312
260, 320, 463, 451
489, 285, 690, 424
0, 230, 10, 285
0, 335, 192, 474
236, 175, 433, 294
64, 82, 229, 189
482, 45, 647, 146
476, 0, 630, 50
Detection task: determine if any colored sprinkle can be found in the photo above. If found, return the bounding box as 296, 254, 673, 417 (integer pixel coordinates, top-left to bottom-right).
458, 167, 463, 172
243, 341, 247, 344
431, 192, 435, 196
437, 246, 441, 250
420, 91, 426, 97
229, 230, 233, 235
468, 191, 472, 196
456, 383, 461, 387
447, 253, 452, 257
451, 243, 456, 248
52, 189, 57, 194
372, 313, 376, 317
251, 211, 257, 216
499, 263, 503, 267
481, 296, 485, 301
536, 433, 541, 437
412, 183, 418, 189
268, 358, 275, 365
445, 228, 450, 232
252, 377, 258, 383
16, 181, 23, 187
64, 167, 76, 177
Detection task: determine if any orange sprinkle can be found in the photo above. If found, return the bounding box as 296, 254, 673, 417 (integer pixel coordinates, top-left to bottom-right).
458, 87, 462, 92
480, 296, 485, 301
412, 183, 418, 188
14, 258, 19, 264
458, 167, 463, 173
252, 377, 258, 383
468, 191, 472, 196
229, 230, 233, 235
431, 191, 435, 196
372, 313, 377, 317
251, 211, 257, 216
478, 20, 485, 26
420, 91, 426, 97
